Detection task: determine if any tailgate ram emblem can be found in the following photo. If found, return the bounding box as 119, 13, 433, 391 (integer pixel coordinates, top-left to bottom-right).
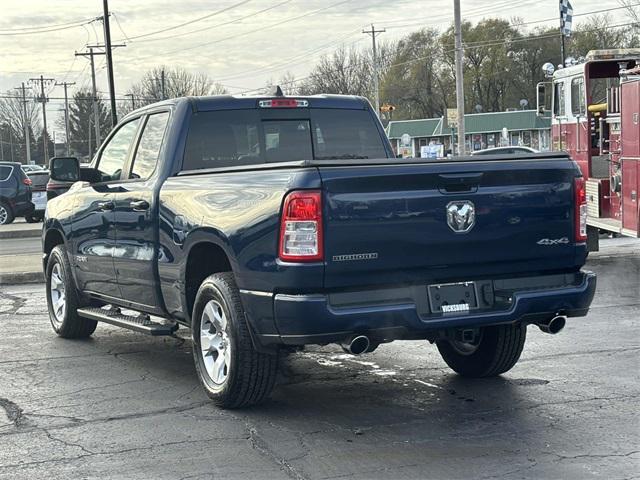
446, 201, 476, 233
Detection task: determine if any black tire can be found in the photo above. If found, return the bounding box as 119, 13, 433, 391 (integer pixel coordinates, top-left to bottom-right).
0, 201, 14, 225
192, 272, 278, 409
45, 245, 97, 338
436, 324, 526, 377
25, 214, 41, 223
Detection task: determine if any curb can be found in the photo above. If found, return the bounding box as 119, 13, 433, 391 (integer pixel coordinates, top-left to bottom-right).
0, 229, 41, 240
0, 271, 44, 285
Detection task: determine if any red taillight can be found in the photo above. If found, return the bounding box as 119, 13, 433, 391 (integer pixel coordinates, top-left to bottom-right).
279, 190, 323, 262
574, 177, 587, 243
23, 178, 32, 186
258, 98, 309, 108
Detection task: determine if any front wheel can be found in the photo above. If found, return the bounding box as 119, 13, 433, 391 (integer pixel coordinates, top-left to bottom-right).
192, 272, 278, 409
46, 245, 97, 338
436, 324, 526, 377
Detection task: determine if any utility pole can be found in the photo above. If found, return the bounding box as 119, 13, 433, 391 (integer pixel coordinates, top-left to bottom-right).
29, 75, 55, 164
453, 0, 466, 155
363, 24, 385, 117
76, 43, 123, 147
55, 81, 75, 156
161, 68, 166, 100
102, 0, 118, 127
8, 129, 14, 161
125, 93, 136, 110
15, 82, 32, 165
76, 47, 102, 147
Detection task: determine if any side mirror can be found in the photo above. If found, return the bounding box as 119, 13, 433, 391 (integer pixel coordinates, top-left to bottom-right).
49, 157, 80, 182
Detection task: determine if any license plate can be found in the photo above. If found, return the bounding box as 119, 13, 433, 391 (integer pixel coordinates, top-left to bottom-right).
428, 282, 478, 313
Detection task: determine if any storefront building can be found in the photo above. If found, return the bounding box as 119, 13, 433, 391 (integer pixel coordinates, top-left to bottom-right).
387, 110, 551, 157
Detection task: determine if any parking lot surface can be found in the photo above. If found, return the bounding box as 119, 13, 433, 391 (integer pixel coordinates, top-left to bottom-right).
0, 253, 638, 480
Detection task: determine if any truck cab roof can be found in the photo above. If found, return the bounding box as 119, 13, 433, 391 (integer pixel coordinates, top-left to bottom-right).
123, 93, 371, 119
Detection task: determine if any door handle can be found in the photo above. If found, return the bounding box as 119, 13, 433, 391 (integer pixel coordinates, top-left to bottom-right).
97, 200, 114, 211
130, 199, 150, 211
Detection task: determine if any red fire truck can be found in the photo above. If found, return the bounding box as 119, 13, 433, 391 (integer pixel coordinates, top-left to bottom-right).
538, 49, 640, 249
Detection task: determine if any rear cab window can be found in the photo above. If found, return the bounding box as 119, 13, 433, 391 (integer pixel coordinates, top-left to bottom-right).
183, 107, 388, 171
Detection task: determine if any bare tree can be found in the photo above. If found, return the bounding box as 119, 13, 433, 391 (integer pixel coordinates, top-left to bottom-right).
299, 47, 373, 97
261, 71, 301, 96
0, 91, 41, 163
126, 66, 221, 106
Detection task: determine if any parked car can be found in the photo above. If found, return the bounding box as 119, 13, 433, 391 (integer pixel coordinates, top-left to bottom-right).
21, 164, 45, 173
0, 161, 34, 225
43, 94, 596, 408
471, 146, 539, 156
25, 170, 49, 222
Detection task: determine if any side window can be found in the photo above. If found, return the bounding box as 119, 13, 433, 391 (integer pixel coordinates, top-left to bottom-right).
553, 81, 566, 116
571, 77, 586, 116
96, 118, 141, 182
0, 166, 12, 182
130, 112, 169, 179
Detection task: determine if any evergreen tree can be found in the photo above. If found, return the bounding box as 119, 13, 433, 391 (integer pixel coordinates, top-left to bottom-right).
63, 90, 111, 160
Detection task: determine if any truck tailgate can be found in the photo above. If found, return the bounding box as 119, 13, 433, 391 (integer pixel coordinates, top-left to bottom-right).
319, 157, 583, 289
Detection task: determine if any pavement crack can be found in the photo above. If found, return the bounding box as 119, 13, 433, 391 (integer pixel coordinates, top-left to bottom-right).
552, 450, 640, 462
519, 346, 640, 363
245, 421, 309, 480
43, 428, 96, 456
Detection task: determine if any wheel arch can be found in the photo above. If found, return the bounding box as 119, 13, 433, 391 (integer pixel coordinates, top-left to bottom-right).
43, 227, 66, 270
183, 238, 234, 324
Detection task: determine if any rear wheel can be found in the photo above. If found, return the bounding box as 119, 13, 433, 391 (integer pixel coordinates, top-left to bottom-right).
436, 324, 526, 377
192, 272, 278, 409
46, 245, 97, 338
25, 214, 42, 223
0, 202, 14, 225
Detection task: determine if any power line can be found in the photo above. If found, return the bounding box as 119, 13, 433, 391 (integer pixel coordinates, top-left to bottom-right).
0, 16, 96, 33
116, 0, 253, 42
129, 0, 355, 61
123, 0, 294, 44
0, 18, 97, 36
211, 29, 362, 83
511, 3, 640, 29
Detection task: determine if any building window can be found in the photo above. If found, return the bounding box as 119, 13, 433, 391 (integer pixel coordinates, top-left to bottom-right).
539, 130, 550, 151
571, 77, 586, 116
510, 131, 521, 146
521, 131, 531, 146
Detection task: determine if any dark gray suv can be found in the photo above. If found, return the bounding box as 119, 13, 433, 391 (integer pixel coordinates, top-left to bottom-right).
0, 162, 34, 225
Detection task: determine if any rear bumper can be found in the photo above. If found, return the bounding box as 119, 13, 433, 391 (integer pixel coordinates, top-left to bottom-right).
242, 271, 597, 346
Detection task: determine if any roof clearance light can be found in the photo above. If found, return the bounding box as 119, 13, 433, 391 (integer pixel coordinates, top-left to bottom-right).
258, 99, 309, 108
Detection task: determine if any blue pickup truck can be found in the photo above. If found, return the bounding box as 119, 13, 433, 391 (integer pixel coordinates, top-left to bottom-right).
43, 93, 596, 408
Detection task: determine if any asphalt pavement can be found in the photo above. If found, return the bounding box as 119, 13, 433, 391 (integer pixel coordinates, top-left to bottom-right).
0, 250, 638, 479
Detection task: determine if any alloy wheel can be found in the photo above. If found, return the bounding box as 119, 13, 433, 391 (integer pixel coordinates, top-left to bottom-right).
0, 205, 8, 225
200, 300, 231, 385
49, 263, 66, 325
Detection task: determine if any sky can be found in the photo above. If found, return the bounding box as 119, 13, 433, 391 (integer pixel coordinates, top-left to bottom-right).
0, 0, 631, 138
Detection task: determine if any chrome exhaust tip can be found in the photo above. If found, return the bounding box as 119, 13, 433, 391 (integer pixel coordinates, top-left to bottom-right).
538, 316, 566, 335
341, 335, 371, 355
